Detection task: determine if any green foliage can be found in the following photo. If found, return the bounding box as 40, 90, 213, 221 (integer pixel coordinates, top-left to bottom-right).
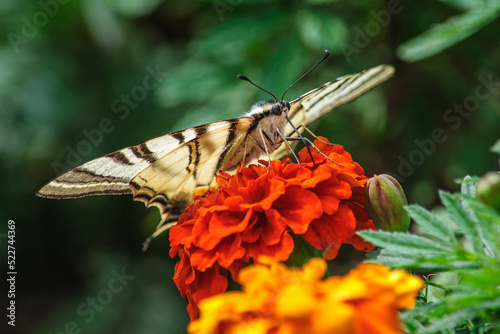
359, 175, 500, 333
1, 1, 499, 333
397, 0, 500, 62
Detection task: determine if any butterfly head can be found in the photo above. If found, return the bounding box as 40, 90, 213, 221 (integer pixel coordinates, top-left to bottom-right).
246, 100, 290, 118
271, 100, 291, 116
238, 50, 330, 163
238, 50, 330, 116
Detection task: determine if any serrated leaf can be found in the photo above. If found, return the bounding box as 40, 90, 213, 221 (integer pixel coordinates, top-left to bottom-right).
402, 301, 448, 328
461, 196, 500, 257
367, 249, 419, 267
465, 197, 500, 226
440, 191, 485, 255
369, 247, 481, 271
406, 205, 457, 245
419, 296, 500, 333
408, 260, 480, 272
358, 230, 453, 255
415, 259, 482, 271
395, 190, 500, 332
422, 308, 482, 333
461, 269, 500, 293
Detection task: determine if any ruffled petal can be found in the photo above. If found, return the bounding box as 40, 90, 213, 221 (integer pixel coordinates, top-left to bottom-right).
170, 137, 376, 320
188, 260, 423, 334
271, 186, 323, 234
303, 204, 357, 253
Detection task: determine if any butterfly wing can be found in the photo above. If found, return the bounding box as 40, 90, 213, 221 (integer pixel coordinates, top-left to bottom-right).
37, 118, 253, 222
37, 64, 394, 237
271, 64, 395, 159
128, 119, 253, 222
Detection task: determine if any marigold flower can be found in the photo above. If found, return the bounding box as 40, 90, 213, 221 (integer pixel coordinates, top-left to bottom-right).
169, 138, 377, 320
188, 258, 423, 334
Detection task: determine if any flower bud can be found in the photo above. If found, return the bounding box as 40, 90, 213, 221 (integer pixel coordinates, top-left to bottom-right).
364, 174, 410, 232
477, 172, 500, 212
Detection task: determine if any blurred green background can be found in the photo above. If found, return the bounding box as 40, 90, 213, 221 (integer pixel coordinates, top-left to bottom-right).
1, 0, 499, 333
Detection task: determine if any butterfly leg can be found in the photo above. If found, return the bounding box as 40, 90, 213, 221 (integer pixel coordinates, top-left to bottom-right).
277, 128, 301, 167
285, 136, 343, 167
258, 129, 272, 173
301, 125, 341, 147
291, 124, 341, 147
284, 115, 315, 165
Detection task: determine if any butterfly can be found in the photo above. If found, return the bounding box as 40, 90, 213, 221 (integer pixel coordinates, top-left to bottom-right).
37, 51, 394, 244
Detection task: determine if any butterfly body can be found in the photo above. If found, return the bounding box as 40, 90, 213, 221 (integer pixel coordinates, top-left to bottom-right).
37, 64, 395, 230
240, 100, 291, 163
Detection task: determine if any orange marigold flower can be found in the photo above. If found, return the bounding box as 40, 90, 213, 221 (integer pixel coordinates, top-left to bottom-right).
188, 258, 424, 334
169, 138, 377, 320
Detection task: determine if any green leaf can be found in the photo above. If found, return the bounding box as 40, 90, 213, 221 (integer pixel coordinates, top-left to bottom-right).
398, 191, 500, 331
367, 249, 423, 268
439, 191, 485, 255
397, 2, 500, 62
461, 269, 500, 294
375, 252, 482, 271
406, 204, 457, 245
461, 197, 500, 257
358, 230, 453, 255
465, 197, 500, 226
419, 296, 500, 333
425, 280, 450, 292
287, 235, 324, 268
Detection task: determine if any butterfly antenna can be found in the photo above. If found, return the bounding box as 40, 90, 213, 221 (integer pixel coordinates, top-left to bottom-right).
237, 74, 278, 101
281, 50, 330, 101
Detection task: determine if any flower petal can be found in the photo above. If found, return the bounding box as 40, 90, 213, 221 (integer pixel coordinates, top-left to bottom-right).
271, 186, 323, 234
303, 204, 356, 253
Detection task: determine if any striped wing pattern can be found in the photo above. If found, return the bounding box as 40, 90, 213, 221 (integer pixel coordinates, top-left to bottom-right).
37, 64, 394, 235
128, 119, 252, 220
37, 118, 253, 224
271, 65, 394, 159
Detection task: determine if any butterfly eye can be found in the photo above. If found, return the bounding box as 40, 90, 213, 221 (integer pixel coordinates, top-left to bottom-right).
271, 104, 281, 116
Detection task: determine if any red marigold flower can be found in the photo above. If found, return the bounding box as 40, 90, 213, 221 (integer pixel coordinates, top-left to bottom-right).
169, 137, 377, 320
